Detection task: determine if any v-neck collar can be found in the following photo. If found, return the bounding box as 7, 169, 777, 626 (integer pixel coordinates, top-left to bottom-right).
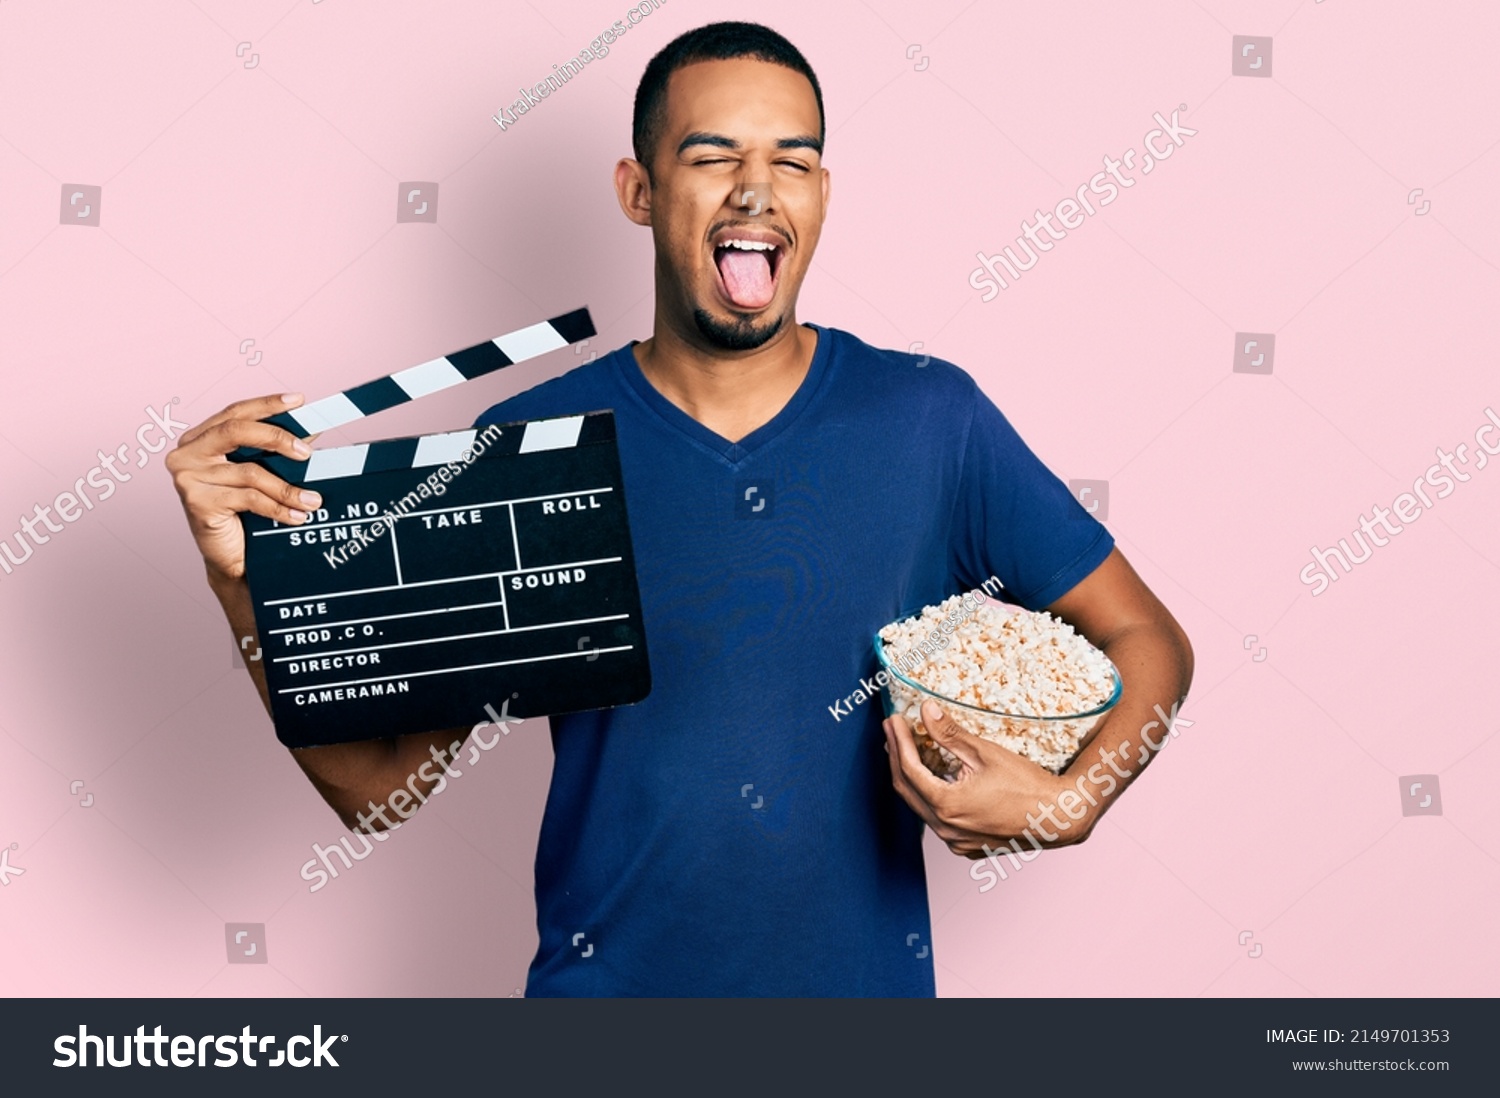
613, 324, 831, 467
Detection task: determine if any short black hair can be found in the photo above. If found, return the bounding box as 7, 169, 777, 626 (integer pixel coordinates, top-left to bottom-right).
632, 21, 825, 174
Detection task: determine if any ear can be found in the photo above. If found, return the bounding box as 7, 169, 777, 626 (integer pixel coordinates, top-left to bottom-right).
614, 158, 653, 227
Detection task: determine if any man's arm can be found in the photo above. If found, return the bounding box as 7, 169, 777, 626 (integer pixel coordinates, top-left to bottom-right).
884, 547, 1193, 856
169, 393, 473, 832
1043, 546, 1194, 829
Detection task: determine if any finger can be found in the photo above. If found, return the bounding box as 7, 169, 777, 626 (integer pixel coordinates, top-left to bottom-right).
882, 721, 944, 830
178, 392, 305, 446
177, 392, 305, 448
930, 815, 995, 853
887, 713, 961, 809
920, 699, 986, 772
950, 834, 1003, 857
204, 485, 318, 528
188, 419, 315, 463
884, 723, 974, 846
195, 461, 323, 515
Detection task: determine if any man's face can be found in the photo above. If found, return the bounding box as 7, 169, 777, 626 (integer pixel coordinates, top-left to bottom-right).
643, 58, 828, 352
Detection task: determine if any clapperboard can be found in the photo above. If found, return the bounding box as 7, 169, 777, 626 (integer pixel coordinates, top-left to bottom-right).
231, 308, 651, 748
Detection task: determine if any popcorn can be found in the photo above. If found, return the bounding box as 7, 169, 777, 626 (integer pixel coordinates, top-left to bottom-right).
877, 595, 1116, 778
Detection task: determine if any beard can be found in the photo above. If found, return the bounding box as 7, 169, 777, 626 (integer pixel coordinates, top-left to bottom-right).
691, 305, 784, 352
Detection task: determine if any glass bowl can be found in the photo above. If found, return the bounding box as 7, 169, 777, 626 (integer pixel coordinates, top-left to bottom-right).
873, 631, 1122, 779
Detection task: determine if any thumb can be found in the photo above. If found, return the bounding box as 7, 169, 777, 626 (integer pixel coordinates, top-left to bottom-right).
920, 699, 984, 771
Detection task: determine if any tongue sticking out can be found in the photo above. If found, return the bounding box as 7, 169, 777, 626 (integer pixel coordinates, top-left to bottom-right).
717, 248, 775, 310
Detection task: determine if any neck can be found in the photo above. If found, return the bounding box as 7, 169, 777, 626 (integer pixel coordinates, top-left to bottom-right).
633, 309, 818, 444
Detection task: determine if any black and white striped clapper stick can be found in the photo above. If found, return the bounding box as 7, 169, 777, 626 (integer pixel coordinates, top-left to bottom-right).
233, 304, 652, 750
230, 306, 595, 461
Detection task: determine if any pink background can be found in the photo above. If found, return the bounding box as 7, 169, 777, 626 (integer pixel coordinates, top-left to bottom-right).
1, 0, 1497, 998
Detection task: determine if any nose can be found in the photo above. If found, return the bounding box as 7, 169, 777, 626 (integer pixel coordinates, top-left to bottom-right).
733, 180, 774, 218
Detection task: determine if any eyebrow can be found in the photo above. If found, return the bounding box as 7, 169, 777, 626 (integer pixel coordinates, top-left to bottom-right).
676, 132, 823, 155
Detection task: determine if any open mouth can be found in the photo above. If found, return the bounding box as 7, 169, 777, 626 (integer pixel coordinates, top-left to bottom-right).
712, 237, 784, 311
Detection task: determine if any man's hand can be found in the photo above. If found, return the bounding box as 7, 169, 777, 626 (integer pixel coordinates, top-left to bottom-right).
884, 700, 1093, 858
883, 547, 1194, 860
165, 392, 322, 582
166, 391, 474, 831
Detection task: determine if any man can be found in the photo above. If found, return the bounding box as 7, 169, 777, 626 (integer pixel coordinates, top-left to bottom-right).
168, 21, 1193, 996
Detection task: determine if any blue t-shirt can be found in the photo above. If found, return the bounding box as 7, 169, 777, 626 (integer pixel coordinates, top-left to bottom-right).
474, 324, 1113, 996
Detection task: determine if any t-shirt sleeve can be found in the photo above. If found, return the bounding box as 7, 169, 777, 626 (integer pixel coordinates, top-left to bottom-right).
947, 383, 1114, 610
